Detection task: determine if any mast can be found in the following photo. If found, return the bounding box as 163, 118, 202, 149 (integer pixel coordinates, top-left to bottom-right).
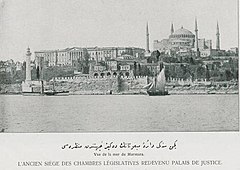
154, 76, 157, 92
53, 77, 55, 91
41, 80, 44, 94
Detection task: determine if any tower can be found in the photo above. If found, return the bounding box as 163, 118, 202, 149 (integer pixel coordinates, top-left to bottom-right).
25, 47, 32, 81
195, 18, 199, 53
146, 22, 150, 53
171, 23, 174, 35
216, 21, 220, 50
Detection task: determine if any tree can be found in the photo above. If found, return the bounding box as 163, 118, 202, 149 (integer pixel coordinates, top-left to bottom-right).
133, 61, 137, 77
140, 65, 149, 76
138, 63, 141, 76
82, 49, 90, 74
36, 66, 40, 80
225, 70, 233, 81
155, 50, 160, 62
179, 56, 183, 63
117, 74, 124, 92
43, 66, 74, 81
148, 50, 160, 63
190, 57, 195, 65
206, 65, 210, 81
196, 66, 205, 79
229, 57, 233, 68
235, 69, 238, 80
165, 68, 171, 80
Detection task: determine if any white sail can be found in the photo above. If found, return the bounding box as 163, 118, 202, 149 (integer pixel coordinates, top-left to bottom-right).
143, 82, 152, 89
148, 82, 154, 91
156, 67, 166, 92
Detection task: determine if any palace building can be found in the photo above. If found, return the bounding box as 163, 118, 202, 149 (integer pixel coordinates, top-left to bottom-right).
35, 47, 145, 67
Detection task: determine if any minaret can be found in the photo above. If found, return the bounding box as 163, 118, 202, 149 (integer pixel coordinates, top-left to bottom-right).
171, 23, 174, 35
146, 22, 150, 53
216, 21, 220, 50
25, 47, 32, 81
195, 18, 199, 53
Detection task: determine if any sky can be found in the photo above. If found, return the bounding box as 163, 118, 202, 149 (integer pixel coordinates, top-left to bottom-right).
0, 0, 238, 61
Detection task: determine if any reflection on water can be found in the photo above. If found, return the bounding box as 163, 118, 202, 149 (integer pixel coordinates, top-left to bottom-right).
0, 94, 238, 132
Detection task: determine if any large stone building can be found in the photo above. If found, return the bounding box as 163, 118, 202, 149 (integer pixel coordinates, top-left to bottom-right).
35, 47, 145, 67
153, 19, 221, 57
153, 24, 196, 56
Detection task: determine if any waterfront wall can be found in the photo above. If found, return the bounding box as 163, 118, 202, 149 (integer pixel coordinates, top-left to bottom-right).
52, 75, 238, 87
52, 76, 148, 94
51, 76, 238, 94
0, 75, 238, 94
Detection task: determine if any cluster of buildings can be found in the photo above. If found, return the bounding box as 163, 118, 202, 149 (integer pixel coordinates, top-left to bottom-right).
0, 59, 23, 76
32, 18, 238, 80
0, 17, 238, 84
34, 46, 148, 78
0, 59, 25, 83
34, 46, 160, 79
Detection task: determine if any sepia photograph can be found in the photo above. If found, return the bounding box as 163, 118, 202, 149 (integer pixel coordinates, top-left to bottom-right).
0, 0, 238, 133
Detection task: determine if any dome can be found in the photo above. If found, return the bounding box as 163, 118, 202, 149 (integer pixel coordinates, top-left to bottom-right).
173, 27, 194, 36
169, 26, 195, 39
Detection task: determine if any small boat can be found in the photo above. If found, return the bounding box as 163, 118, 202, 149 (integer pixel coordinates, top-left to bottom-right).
22, 90, 69, 96
44, 90, 69, 96
147, 67, 169, 96
207, 90, 216, 94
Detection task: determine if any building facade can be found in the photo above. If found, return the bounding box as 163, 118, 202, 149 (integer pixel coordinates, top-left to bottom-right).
35, 47, 145, 67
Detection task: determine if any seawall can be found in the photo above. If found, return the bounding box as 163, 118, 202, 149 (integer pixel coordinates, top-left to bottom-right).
0, 76, 238, 95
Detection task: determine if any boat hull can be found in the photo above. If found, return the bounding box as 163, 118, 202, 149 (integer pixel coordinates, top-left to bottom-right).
22, 91, 69, 96
147, 90, 169, 96
44, 91, 69, 96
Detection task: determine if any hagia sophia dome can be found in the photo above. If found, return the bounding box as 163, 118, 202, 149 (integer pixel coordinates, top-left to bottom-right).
168, 26, 195, 49
169, 26, 195, 39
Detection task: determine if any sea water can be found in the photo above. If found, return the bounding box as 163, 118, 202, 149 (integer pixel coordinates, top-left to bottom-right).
0, 94, 238, 132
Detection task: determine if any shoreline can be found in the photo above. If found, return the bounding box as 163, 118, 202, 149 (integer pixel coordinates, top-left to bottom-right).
0, 91, 238, 96
1, 82, 238, 96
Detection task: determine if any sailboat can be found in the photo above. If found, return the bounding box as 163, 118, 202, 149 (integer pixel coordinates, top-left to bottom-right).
147, 67, 169, 96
